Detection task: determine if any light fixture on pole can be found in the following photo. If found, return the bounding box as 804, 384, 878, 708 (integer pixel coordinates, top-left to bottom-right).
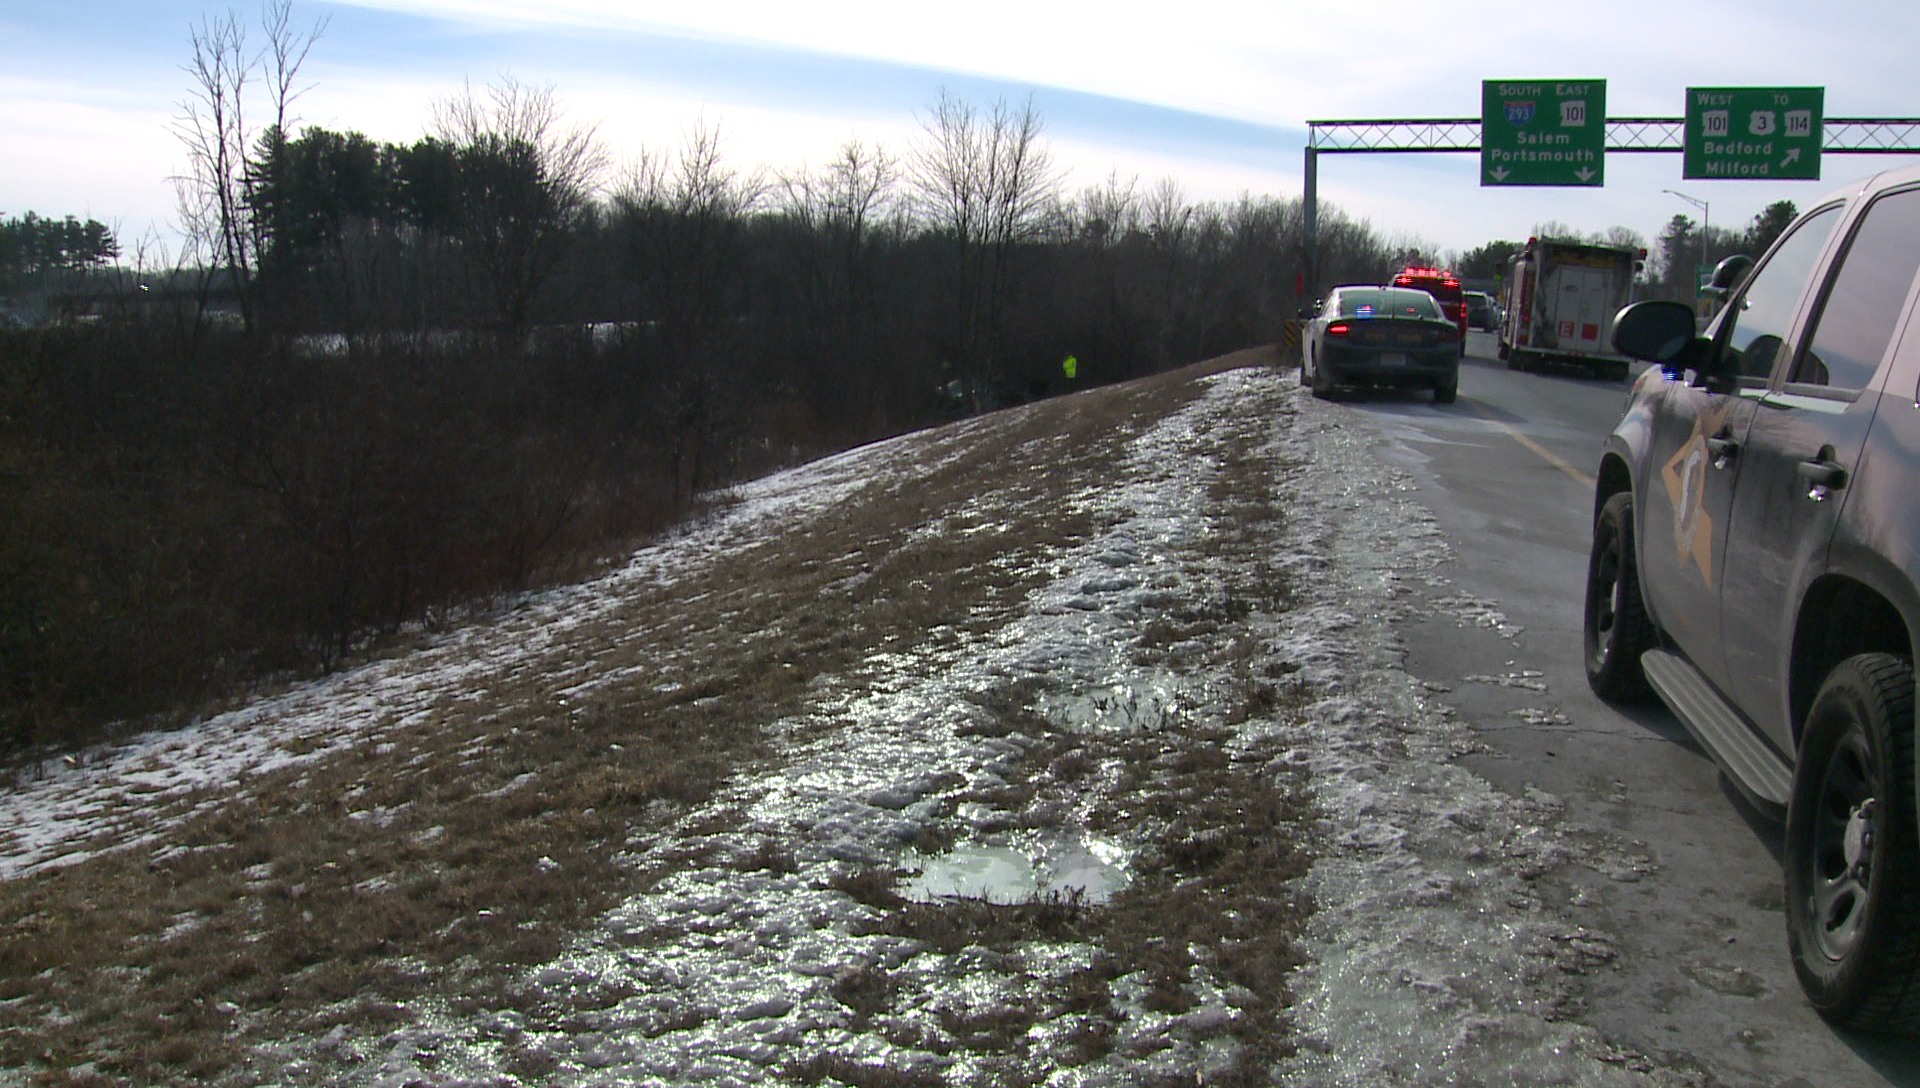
1662, 189, 1710, 305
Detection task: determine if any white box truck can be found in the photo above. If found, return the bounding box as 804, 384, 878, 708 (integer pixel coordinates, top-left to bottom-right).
1498, 237, 1644, 380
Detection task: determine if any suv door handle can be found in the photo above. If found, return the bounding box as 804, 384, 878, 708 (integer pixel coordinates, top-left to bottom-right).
1797, 457, 1848, 500
1706, 435, 1740, 466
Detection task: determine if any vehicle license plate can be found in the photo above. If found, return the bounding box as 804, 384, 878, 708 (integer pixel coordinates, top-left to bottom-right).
1379, 352, 1407, 366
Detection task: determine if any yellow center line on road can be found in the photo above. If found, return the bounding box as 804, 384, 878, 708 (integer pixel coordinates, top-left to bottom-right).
1464, 398, 1595, 490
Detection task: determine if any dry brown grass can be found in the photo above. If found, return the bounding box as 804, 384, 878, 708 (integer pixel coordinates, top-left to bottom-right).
7, 354, 1290, 1082
0, 355, 1294, 1085
810, 359, 1318, 1083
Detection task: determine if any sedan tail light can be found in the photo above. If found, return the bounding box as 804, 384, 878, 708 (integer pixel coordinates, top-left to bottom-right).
1327, 322, 1351, 336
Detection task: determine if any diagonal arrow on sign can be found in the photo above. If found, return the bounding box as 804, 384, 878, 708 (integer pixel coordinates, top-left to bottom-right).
1685, 86, 1823, 180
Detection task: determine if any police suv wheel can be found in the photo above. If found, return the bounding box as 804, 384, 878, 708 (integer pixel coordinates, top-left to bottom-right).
1785, 653, 1920, 1031
1583, 492, 1657, 702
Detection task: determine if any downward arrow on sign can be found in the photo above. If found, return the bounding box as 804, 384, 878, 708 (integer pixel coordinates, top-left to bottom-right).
1489, 167, 1510, 182
1575, 167, 1596, 182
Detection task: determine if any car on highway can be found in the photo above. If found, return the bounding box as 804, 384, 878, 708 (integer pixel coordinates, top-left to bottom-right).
1391, 265, 1469, 353
1300, 284, 1461, 403
1465, 290, 1499, 331
1584, 164, 1920, 1032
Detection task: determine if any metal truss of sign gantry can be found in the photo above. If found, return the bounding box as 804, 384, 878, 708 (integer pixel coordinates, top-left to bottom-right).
1305, 117, 1920, 153
1300, 116, 1920, 296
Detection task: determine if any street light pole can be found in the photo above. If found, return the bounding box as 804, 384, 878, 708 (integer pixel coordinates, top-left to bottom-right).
1662, 189, 1710, 310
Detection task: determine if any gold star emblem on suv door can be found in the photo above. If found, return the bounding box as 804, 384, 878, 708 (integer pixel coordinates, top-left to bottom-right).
1659, 400, 1737, 590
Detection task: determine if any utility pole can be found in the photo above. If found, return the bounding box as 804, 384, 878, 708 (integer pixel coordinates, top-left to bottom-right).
1662, 188, 1710, 311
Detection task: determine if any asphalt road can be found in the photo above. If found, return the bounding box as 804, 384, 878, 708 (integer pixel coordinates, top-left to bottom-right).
1331, 330, 1920, 1087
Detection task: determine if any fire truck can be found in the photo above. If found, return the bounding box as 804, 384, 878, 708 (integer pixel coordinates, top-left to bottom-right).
1498, 237, 1645, 380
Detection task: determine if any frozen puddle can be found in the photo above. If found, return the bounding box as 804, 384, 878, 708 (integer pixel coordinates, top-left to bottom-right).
903, 833, 1133, 904
1039, 672, 1187, 733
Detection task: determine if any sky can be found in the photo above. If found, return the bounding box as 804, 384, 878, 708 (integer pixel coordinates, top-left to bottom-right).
6, 0, 1920, 263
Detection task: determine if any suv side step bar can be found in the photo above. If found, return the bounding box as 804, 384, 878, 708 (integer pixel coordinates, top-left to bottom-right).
1640, 649, 1792, 821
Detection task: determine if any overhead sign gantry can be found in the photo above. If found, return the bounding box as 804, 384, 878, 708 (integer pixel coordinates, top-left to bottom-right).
1298, 87, 1920, 298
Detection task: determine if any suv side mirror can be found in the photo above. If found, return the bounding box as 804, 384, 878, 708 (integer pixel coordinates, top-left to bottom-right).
1613, 300, 1700, 364
1701, 254, 1754, 303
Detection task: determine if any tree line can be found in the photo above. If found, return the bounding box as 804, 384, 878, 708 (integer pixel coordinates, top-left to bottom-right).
0, 4, 1424, 757
1653, 200, 1798, 297
0, 213, 119, 289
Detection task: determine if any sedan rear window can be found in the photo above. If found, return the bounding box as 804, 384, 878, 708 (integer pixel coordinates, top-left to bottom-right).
1337, 289, 1441, 319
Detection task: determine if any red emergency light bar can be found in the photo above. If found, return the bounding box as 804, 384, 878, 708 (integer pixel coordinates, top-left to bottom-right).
1393, 267, 1461, 289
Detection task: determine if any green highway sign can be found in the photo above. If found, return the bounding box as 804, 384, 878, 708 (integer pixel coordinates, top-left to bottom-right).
1684, 86, 1823, 180
1481, 79, 1606, 186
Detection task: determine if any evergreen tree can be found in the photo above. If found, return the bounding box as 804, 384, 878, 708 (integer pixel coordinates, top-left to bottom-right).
1744, 200, 1797, 256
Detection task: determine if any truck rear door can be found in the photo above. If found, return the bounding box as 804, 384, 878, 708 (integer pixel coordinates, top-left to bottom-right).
1553, 264, 1610, 357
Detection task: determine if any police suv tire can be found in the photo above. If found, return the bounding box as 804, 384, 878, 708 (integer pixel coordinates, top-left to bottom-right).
1582, 492, 1657, 702
1784, 653, 1920, 1032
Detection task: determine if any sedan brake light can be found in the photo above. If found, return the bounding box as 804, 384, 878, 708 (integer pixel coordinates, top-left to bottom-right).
1327, 322, 1351, 336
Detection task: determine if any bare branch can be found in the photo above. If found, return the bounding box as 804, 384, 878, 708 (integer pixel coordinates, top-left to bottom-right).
262, 0, 329, 136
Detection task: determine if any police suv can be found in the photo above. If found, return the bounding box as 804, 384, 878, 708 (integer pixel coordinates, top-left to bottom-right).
1587, 165, 1920, 1031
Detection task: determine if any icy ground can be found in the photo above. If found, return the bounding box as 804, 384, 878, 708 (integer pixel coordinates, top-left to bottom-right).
2, 361, 1697, 1085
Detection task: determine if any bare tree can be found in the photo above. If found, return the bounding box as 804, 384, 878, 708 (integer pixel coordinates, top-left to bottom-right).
769, 139, 905, 428
775, 138, 897, 329
1139, 177, 1198, 365
613, 121, 766, 498
910, 90, 1062, 400
1601, 225, 1647, 252
1076, 171, 1140, 248
615, 121, 764, 335
171, 0, 325, 333
822, 139, 898, 256
431, 77, 606, 342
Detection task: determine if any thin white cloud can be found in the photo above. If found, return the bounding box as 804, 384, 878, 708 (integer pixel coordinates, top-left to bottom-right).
326, 0, 1868, 124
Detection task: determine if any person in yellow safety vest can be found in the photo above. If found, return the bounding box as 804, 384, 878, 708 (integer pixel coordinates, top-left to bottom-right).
1062, 354, 1078, 381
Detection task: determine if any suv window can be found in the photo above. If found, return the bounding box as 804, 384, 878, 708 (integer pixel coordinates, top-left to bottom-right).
1721, 205, 1843, 382
1792, 188, 1920, 390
